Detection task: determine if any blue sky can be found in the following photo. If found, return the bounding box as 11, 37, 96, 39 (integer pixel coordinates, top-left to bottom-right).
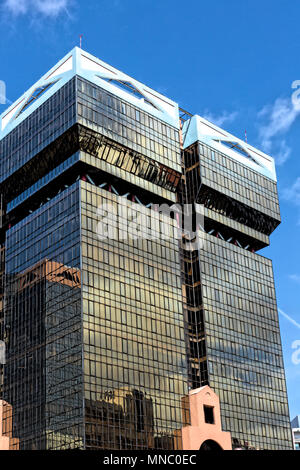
0, 0, 299, 419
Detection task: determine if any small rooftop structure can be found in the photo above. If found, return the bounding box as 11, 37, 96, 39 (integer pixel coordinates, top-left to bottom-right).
0, 400, 19, 450
181, 385, 232, 450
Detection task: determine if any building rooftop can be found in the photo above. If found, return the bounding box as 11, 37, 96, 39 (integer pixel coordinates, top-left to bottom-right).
1, 48, 277, 183
182, 114, 276, 181
0, 47, 179, 139
291, 416, 300, 429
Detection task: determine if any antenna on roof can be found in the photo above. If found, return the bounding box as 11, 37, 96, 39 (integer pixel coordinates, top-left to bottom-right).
79, 34, 83, 49
245, 129, 247, 143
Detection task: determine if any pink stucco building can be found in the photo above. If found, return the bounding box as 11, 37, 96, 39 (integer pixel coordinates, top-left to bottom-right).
181, 385, 232, 450
0, 400, 19, 450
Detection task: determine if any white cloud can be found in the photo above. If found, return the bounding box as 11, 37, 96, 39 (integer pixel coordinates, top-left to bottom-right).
282, 177, 300, 206
202, 110, 238, 128
257, 97, 300, 165
273, 139, 291, 166
258, 97, 299, 146
281, 177, 300, 225
2, 0, 71, 17
3, 0, 27, 15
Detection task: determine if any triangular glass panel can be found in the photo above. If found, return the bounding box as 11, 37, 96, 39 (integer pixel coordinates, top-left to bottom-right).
15, 80, 59, 118
98, 77, 158, 109
215, 139, 259, 165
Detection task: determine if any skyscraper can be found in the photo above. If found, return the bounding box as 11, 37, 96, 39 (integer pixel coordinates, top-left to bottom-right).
0, 48, 293, 450
180, 115, 292, 449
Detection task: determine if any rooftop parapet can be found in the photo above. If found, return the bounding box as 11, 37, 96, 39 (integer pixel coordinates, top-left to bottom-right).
182, 114, 276, 182
0, 47, 179, 140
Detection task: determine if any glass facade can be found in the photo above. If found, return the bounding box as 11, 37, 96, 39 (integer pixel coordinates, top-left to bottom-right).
201, 237, 291, 449
182, 138, 292, 450
4, 185, 82, 449
0, 78, 76, 184
0, 64, 189, 449
0, 48, 293, 450
77, 77, 181, 174
196, 143, 280, 220
81, 182, 187, 449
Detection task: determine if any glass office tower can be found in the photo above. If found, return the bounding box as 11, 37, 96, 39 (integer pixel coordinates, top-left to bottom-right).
181, 115, 292, 449
0, 48, 293, 450
0, 48, 187, 450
